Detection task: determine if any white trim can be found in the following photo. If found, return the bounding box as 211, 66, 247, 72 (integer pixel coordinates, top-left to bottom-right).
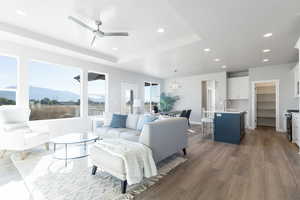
190, 121, 202, 125
251, 80, 280, 131
277, 129, 285, 133
0, 22, 117, 63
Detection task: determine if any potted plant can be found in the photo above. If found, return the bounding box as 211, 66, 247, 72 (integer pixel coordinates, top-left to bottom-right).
160, 92, 180, 112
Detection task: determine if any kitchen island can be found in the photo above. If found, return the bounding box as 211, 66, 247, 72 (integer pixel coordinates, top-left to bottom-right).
214, 111, 246, 144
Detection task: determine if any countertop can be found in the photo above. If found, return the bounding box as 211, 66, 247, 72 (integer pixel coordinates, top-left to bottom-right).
214, 110, 247, 114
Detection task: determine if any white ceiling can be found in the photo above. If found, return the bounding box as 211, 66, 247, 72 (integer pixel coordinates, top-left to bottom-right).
0, 0, 299, 78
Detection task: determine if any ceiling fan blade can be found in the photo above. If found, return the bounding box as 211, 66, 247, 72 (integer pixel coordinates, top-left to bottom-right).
94, 30, 104, 38
103, 32, 129, 36
90, 35, 96, 46
68, 16, 95, 32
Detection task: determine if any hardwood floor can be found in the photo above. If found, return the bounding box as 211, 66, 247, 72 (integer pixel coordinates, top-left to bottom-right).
0, 126, 300, 200
136, 127, 300, 200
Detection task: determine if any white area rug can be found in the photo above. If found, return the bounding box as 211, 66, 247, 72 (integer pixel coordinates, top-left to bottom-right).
11, 150, 186, 200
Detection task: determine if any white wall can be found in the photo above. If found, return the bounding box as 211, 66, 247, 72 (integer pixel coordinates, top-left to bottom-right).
163, 72, 227, 123
249, 63, 298, 131
0, 41, 163, 137
296, 39, 300, 112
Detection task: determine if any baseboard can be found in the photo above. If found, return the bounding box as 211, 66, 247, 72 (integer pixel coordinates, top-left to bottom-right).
190, 121, 202, 125
277, 128, 286, 133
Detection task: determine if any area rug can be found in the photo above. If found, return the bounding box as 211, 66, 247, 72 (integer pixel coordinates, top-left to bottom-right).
11, 150, 186, 200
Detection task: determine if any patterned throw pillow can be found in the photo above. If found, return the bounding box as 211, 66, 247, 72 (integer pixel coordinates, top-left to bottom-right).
110, 114, 128, 128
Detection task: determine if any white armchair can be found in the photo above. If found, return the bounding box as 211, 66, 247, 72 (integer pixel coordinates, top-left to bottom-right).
0, 106, 50, 159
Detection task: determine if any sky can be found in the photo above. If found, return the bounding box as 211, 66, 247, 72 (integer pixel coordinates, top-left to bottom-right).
0, 55, 106, 96
0, 55, 17, 89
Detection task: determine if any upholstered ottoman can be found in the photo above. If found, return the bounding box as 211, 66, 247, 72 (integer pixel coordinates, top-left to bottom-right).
90, 144, 128, 193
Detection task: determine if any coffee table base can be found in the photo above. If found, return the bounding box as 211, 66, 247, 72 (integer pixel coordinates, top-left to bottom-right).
53, 143, 90, 167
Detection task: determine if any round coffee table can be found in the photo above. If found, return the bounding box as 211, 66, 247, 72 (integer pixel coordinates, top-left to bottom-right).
50, 133, 99, 167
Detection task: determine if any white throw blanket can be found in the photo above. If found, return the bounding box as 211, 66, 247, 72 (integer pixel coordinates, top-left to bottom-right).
94, 139, 157, 185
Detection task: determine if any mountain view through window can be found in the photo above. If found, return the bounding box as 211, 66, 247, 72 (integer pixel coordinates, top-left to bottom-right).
0, 55, 18, 106
29, 61, 81, 120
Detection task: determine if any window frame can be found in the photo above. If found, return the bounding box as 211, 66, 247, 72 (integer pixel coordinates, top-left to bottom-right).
87, 70, 108, 117
28, 59, 83, 121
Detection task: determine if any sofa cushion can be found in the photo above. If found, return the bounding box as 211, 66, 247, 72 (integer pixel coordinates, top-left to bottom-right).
110, 114, 128, 128
24, 130, 49, 148
95, 127, 129, 139
126, 114, 139, 129
103, 112, 113, 126
119, 129, 141, 142
95, 126, 112, 136
3, 122, 31, 132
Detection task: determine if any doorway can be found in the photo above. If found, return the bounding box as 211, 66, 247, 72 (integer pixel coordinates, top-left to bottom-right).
121, 83, 138, 114
251, 80, 279, 131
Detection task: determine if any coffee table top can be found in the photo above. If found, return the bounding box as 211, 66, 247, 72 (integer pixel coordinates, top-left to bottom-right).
50, 132, 99, 144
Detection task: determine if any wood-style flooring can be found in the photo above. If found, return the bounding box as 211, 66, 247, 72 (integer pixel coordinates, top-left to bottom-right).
1, 126, 300, 200
136, 127, 300, 200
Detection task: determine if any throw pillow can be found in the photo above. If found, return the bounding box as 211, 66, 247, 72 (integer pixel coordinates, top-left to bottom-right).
103, 112, 113, 126
143, 115, 158, 123
126, 114, 139, 129
110, 114, 128, 128
136, 115, 145, 131
137, 115, 158, 131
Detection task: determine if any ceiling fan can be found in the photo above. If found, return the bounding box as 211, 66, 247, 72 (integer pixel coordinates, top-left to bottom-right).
68, 16, 129, 46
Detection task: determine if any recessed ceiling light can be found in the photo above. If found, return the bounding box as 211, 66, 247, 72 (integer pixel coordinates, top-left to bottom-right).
214, 58, 221, 62
204, 48, 211, 52
263, 59, 269, 62
221, 65, 227, 69
112, 47, 118, 51
263, 33, 273, 38
263, 49, 271, 53
157, 28, 165, 33
16, 9, 27, 16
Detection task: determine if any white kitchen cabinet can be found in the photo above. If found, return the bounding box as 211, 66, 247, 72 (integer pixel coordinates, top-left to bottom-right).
227, 76, 249, 99
294, 64, 299, 98
292, 113, 300, 154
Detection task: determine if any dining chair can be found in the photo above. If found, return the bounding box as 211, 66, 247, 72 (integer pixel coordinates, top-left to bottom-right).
180, 110, 187, 117
185, 110, 192, 127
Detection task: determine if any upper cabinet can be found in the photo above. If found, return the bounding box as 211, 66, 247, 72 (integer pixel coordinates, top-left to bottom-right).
228, 76, 249, 100
293, 64, 299, 98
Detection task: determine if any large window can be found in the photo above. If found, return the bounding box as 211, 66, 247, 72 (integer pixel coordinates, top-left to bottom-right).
88, 72, 106, 116
29, 61, 81, 120
144, 82, 160, 113
0, 55, 18, 106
